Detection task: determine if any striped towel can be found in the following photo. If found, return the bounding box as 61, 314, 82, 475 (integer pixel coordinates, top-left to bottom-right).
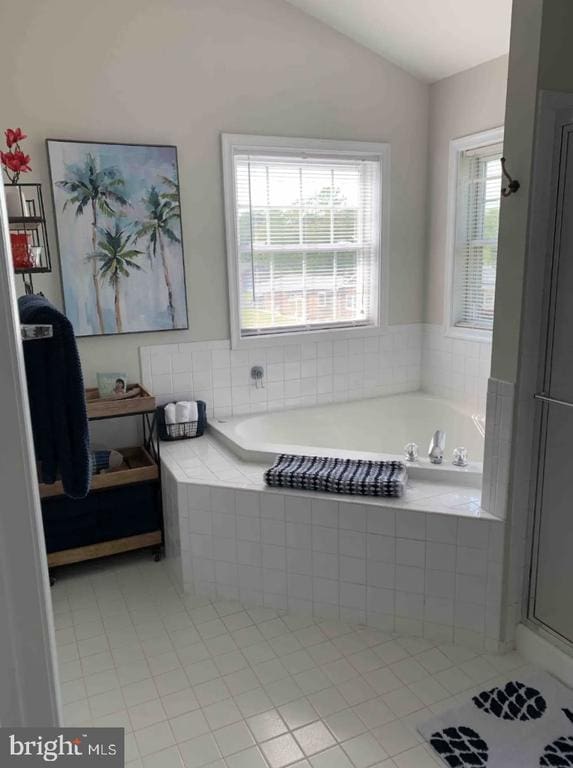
264, 454, 407, 498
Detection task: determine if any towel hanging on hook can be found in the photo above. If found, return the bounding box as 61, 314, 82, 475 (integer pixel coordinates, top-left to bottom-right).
501, 157, 520, 197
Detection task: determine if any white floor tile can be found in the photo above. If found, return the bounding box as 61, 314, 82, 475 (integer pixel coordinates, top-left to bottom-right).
128, 698, 167, 731
310, 746, 354, 768
279, 698, 319, 730
134, 721, 175, 757
342, 733, 388, 768
371, 721, 420, 757
178, 733, 220, 768
261, 733, 305, 768
52, 553, 522, 768
161, 688, 199, 719
293, 721, 336, 756
123, 679, 159, 708
226, 746, 268, 768
325, 709, 367, 742
170, 709, 210, 743
89, 688, 125, 718
141, 746, 184, 768
213, 721, 255, 756
247, 709, 288, 741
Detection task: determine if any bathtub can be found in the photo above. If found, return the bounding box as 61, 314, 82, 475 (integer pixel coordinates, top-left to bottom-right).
209, 392, 484, 483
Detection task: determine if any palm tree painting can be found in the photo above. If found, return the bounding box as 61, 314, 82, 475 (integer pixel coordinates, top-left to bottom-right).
91, 224, 143, 333
55, 154, 128, 334
134, 185, 180, 328
47, 140, 188, 336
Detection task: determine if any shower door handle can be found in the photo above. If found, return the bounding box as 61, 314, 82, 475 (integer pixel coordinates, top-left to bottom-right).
534, 392, 573, 409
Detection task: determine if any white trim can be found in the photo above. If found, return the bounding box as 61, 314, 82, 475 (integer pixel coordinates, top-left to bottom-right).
443, 126, 504, 342
517, 623, 573, 688
0, 183, 61, 725
221, 133, 390, 349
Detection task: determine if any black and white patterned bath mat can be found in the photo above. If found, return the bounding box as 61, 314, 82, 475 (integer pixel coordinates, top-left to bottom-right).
419, 671, 573, 767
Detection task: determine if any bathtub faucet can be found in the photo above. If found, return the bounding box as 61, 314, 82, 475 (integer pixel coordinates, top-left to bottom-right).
428, 430, 446, 464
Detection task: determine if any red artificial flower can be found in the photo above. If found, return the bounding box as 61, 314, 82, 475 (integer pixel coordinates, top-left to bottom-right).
1, 150, 31, 173
5, 128, 27, 149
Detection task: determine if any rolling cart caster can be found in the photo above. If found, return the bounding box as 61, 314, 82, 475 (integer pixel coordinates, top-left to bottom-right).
49, 572, 56, 587
153, 548, 162, 562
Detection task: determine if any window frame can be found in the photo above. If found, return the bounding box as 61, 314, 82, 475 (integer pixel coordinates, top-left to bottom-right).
222, 133, 390, 349
444, 126, 504, 342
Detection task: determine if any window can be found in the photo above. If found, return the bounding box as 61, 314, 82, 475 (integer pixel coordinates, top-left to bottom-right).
222, 135, 387, 345
448, 128, 503, 336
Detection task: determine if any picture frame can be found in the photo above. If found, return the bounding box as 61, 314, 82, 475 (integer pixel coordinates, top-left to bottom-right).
46, 139, 189, 337
96, 372, 128, 398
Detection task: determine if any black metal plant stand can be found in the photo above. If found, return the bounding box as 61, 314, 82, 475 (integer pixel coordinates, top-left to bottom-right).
5, 182, 52, 294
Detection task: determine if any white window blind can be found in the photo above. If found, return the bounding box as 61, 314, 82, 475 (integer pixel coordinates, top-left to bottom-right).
232, 151, 381, 337
453, 141, 503, 331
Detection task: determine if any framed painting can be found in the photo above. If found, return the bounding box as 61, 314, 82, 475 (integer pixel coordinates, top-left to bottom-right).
46, 139, 188, 336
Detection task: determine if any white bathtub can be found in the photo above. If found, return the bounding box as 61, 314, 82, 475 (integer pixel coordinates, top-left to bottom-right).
209, 392, 484, 482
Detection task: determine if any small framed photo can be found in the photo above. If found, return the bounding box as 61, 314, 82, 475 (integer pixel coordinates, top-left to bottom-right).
97, 372, 128, 398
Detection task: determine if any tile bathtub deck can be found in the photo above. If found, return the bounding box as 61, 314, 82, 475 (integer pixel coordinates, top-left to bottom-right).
161, 433, 496, 520
53, 552, 530, 768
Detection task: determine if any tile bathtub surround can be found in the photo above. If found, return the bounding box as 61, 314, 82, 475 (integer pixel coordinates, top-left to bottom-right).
161, 436, 504, 652
480, 378, 514, 520
53, 550, 532, 768
139, 324, 490, 422
139, 325, 423, 420
422, 325, 492, 415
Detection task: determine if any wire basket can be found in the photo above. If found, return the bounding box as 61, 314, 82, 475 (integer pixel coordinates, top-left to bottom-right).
157, 401, 207, 441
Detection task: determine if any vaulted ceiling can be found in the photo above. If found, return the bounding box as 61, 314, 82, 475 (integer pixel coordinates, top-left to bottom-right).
284, 0, 512, 82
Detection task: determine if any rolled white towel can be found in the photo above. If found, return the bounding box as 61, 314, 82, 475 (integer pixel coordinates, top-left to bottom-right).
164, 403, 177, 425
176, 400, 198, 423
187, 401, 199, 423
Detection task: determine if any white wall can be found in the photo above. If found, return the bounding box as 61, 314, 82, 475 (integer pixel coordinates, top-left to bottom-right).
420, 56, 508, 414
0, 0, 429, 386
425, 56, 509, 326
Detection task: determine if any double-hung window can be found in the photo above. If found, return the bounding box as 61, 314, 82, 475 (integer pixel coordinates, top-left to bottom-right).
222, 135, 388, 346
448, 128, 504, 337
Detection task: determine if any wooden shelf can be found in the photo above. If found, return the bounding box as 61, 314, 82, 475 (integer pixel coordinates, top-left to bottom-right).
47, 530, 162, 568
86, 385, 156, 419
39, 446, 158, 499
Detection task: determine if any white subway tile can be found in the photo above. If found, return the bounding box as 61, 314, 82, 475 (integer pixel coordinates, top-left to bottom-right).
366, 561, 395, 589
312, 552, 339, 580
311, 500, 339, 528
339, 531, 366, 558
426, 542, 456, 572
396, 511, 426, 541
285, 496, 311, 524
312, 527, 338, 555
395, 539, 425, 568
339, 556, 366, 585
367, 508, 395, 536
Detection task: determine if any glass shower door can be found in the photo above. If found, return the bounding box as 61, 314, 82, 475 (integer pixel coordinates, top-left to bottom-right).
531, 121, 573, 645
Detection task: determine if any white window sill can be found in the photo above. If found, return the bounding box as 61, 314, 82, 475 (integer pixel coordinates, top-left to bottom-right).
231, 322, 384, 349
444, 325, 493, 344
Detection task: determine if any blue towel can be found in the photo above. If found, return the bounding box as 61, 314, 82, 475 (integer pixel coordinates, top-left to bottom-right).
18, 295, 90, 499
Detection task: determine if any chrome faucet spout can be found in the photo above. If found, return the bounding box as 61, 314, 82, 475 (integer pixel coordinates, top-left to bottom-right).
428, 430, 446, 464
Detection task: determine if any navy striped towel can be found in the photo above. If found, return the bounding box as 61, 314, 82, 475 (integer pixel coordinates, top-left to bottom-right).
264, 454, 407, 497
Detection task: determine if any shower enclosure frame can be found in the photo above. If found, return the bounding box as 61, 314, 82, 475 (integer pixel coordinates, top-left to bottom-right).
509, 90, 573, 656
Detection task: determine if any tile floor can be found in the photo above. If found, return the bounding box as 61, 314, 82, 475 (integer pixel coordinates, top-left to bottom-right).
52, 552, 530, 768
